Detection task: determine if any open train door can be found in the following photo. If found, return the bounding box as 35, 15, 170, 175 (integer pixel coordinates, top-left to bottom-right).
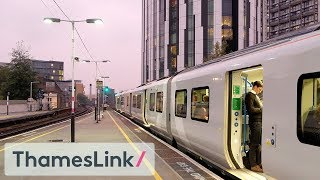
227, 66, 264, 171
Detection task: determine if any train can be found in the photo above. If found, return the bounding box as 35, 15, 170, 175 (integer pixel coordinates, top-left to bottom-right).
115, 24, 320, 179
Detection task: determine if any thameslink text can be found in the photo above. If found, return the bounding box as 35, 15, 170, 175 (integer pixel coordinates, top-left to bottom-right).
13, 151, 135, 168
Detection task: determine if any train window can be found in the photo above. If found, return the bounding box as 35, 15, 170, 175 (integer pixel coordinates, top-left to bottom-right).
149, 93, 155, 111
121, 97, 124, 105
137, 95, 141, 109
175, 90, 187, 118
298, 72, 320, 147
156, 92, 163, 112
133, 95, 137, 108
191, 87, 209, 122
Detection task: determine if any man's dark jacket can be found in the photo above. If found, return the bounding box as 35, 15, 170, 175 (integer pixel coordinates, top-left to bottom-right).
245, 92, 262, 121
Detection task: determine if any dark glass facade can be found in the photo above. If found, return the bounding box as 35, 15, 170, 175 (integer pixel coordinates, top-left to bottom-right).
153, 1, 157, 80
202, 0, 214, 59
185, 0, 195, 68
168, 0, 179, 75
222, 0, 238, 53
159, 0, 165, 78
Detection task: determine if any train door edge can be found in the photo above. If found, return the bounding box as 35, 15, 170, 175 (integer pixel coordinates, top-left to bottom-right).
227, 65, 264, 170
129, 93, 132, 115
143, 89, 148, 124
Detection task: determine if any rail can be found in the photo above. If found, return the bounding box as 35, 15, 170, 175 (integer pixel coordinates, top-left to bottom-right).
0, 107, 92, 139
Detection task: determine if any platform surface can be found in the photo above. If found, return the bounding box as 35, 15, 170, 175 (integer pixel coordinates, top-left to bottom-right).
0, 108, 222, 180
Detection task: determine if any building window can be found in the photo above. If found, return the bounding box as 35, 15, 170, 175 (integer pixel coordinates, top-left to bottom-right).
156, 92, 163, 112
202, 0, 215, 60
149, 93, 155, 111
169, 0, 179, 75
191, 87, 209, 122
50, 76, 54, 80
185, 0, 195, 68
51, 63, 53, 67
175, 90, 187, 118
133, 95, 137, 108
137, 95, 141, 109
297, 72, 320, 147
121, 97, 124, 105
53, 70, 56, 73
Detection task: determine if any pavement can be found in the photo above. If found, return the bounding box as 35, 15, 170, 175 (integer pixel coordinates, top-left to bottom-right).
0, 108, 222, 180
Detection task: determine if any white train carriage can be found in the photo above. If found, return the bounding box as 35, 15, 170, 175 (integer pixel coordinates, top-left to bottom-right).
144, 78, 172, 142
115, 25, 320, 179
169, 27, 320, 179
115, 93, 122, 112
130, 86, 146, 125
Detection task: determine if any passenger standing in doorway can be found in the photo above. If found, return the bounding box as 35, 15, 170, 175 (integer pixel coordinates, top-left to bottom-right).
245, 81, 263, 173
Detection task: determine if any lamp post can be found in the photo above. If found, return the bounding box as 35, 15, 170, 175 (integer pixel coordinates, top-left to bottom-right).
30, 81, 39, 111
44, 17, 103, 142
80, 59, 110, 121
100, 76, 110, 112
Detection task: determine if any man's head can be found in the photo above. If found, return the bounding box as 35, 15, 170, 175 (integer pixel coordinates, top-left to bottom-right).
252, 81, 263, 94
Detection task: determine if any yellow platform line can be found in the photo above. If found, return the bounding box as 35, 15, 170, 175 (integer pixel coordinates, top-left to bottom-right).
106, 111, 162, 180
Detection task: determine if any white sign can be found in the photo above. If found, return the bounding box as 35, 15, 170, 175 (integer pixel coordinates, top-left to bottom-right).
5, 143, 155, 176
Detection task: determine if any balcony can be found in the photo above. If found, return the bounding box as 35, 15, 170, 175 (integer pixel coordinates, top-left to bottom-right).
270, 4, 279, 13
279, 2, 290, 10
291, 13, 302, 21
303, 9, 315, 17
279, 16, 290, 23
291, 0, 302, 6
269, 19, 280, 26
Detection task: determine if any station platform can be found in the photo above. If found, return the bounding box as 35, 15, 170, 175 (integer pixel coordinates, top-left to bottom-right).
0, 108, 222, 180
0, 111, 49, 121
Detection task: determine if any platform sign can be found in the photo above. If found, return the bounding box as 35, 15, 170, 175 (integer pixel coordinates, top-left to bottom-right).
96, 80, 103, 89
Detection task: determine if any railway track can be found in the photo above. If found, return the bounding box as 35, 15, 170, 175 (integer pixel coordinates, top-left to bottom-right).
0, 107, 92, 139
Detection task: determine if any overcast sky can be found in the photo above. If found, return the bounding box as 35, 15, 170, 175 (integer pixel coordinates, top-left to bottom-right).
0, 0, 142, 94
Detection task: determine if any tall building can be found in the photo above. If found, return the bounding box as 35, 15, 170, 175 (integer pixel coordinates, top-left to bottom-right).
265, 0, 319, 40
142, 0, 263, 84
31, 60, 64, 81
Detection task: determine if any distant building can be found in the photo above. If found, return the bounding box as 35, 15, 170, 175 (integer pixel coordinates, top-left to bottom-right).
56, 80, 84, 107
31, 59, 64, 81
265, 0, 319, 40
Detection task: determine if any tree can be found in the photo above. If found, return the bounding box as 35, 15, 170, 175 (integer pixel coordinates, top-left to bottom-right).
0, 66, 10, 99
77, 94, 90, 106
1, 41, 38, 100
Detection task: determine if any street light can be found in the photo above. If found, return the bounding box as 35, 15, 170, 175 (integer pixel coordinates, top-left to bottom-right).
78, 58, 110, 121
30, 81, 39, 111
44, 17, 103, 142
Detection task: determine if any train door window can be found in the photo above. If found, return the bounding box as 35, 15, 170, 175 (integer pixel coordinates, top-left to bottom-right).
133, 95, 137, 108
298, 72, 320, 147
156, 92, 163, 112
121, 97, 124, 105
126, 96, 129, 106
191, 87, 209, 122
175, 90, 187, 118
150, 93, 155, 111
137, 95, 141, 109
